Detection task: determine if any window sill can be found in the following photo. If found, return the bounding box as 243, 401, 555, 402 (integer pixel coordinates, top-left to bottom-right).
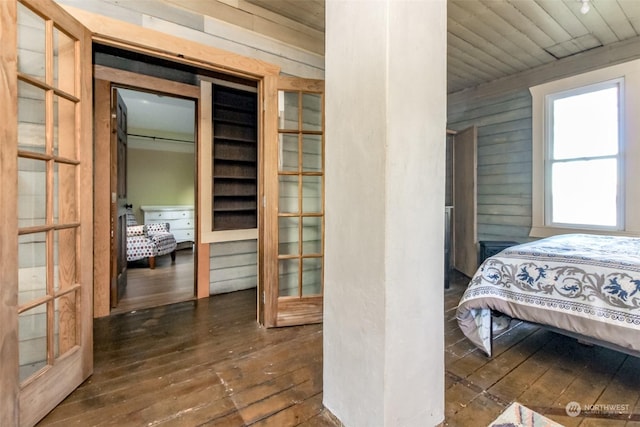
529, 226, 637, 239
202, 228, 258, 244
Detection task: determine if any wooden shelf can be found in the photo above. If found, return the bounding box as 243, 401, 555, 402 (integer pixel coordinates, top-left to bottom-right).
213, 175, 256, 180
212, 135, 257, 144
213, 207, 256, 212
212, 84, 258, 231
212, 101, 255, 113
214, 117, 258, 127
214, 194, 255, 199
213, 156, 256, 164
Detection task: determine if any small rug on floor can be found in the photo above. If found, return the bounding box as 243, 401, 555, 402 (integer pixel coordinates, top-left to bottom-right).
488, 402, 564, 427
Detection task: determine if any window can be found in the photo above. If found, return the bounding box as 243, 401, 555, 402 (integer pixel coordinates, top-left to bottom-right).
546, 81, 622, 229
530, 59, 640, 237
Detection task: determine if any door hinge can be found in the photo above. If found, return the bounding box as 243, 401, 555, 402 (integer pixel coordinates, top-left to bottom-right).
263, 196, 266, 208
262, 292, 265, 304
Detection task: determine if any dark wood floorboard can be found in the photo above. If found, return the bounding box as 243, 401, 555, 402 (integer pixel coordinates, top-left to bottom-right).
37, 269, 640, 426
444, 270, 640, 427
111, 248, 195, 315
38, 289, 327, 426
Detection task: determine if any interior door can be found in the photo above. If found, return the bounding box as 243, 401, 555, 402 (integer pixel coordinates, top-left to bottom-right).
1, 1, 93, 425
453, 125, 478, 277
261, 77, 325, 327
111, 89, 128, 307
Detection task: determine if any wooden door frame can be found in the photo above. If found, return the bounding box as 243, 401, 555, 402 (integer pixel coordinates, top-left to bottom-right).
94, 67, 202, 317
67, 7, 282, 319
452, 125, 478, 278
0, 1, 20, 423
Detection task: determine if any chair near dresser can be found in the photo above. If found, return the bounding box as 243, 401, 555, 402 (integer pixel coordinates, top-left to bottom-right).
125, 207, 177, 269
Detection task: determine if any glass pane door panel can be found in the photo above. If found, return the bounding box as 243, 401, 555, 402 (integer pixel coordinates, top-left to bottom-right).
302, 258, 322, 296
18, 233, 47, 305
278, 91, 299, 130
19, 304, 48, 382
18, 158, 46, 227
55, 163, 77, 224
302, 176, 322, 213
302, 134, 322, 172
278, 217, 299, 255
278, 175, 299, 213
279, 259, 299, 297
18, 3, 46, 80
53, 26, 75, 94
279, 134, 299, 172
302, 93, 322, 131
18, 81, 46, 153
302, 216, 322, 254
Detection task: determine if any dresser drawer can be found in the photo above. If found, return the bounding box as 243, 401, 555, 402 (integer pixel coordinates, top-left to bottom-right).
168, 218, 194, 230
173, 229, 194, 243
145, 209, 193, 221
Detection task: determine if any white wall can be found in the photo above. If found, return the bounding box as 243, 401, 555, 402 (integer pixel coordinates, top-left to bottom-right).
324, 1, 446, 425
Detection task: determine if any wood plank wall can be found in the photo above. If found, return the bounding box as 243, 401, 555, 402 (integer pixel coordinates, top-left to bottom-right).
209, 240, 258, 294
56, 0, 324, 79
447, 35, 640, 244
448, 90, 533, 243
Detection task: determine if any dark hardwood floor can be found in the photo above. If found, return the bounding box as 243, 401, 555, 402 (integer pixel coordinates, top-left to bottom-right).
111, 247, 196, 315
36, 269, 640, 426
445, 270, 640, 427
38, 289, 335, 426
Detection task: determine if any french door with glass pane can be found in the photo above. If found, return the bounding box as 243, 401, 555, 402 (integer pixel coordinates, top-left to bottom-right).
262, 77, 324, 327
1, 1, 93, 425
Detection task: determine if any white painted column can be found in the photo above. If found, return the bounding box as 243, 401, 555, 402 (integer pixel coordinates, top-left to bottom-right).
324, 1, 446, 426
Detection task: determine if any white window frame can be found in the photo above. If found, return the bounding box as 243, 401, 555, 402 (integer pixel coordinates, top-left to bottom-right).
544, 79, 624, 231
530, 59, 640, 238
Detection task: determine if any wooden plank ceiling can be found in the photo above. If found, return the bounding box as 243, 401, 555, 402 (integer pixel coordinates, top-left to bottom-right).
242, 0, 640, 94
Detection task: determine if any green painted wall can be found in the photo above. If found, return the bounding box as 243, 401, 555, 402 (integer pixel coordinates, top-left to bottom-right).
127, 148, 195, 223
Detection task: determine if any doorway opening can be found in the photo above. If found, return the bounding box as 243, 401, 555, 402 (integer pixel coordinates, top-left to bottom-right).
92, 43, 263, 317
110, 88, 197, 314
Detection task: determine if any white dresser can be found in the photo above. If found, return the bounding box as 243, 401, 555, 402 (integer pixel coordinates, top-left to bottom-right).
141, 205, 195, 244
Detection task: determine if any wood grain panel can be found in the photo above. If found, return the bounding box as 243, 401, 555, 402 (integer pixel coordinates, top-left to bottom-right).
260, 74, 279, 327
0, 1, 19, 424
93, 79, 111, 318
453, 126, 477, 278
276, 296, 323, 327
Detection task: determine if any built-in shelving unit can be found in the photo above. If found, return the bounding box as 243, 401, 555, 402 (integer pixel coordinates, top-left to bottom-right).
212, 85, 258, 231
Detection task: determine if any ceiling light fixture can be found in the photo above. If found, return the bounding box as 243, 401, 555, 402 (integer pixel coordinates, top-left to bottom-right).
580, 0, 590, 14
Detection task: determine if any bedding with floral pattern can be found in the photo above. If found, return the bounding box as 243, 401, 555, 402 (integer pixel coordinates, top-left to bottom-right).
457, 234, 640, 356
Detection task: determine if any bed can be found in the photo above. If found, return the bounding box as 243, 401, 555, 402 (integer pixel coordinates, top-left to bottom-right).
456, 233, 640, 357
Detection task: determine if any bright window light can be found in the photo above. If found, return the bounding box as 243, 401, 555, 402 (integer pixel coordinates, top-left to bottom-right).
548, 83, 621, 228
